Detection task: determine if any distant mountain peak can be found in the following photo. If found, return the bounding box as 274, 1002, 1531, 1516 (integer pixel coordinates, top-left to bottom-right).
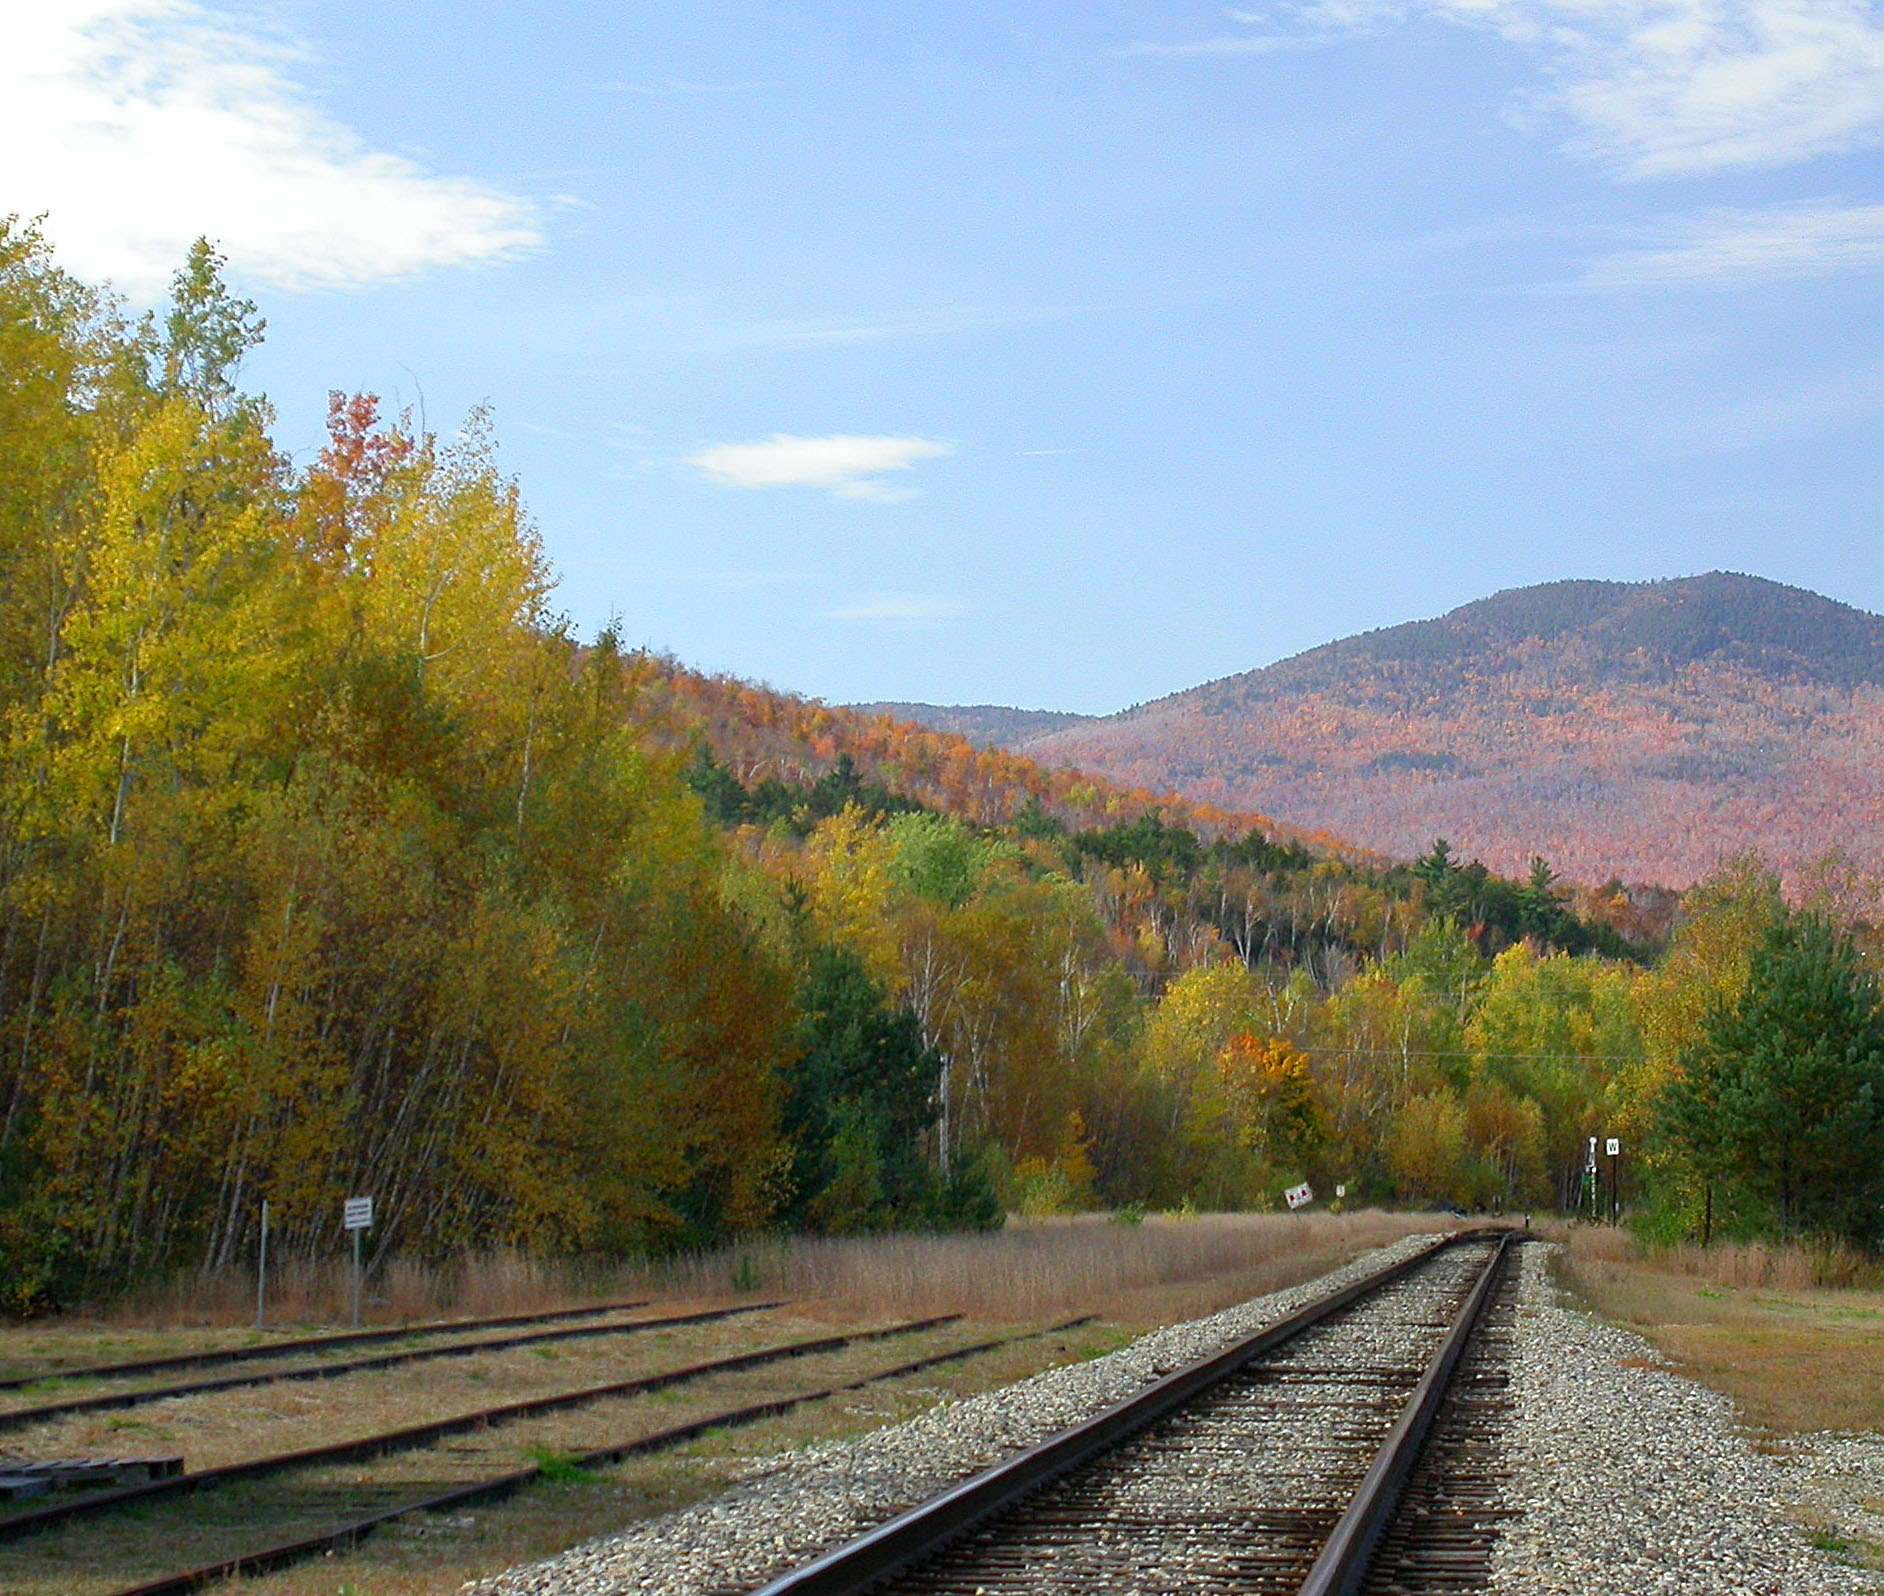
1238, 572, 1884, 693
1027, 573, 1884, 887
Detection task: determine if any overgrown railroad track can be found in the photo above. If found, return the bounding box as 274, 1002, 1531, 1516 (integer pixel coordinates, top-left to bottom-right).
0, 1297, 783, 1434
748, 1232, 1520, 1596
0, 1306, 1098, 1596
0, 1295, 665, 1392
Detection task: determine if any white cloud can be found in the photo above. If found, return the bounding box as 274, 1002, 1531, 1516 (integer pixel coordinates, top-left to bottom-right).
824, 597, 963, 622
1159, 0, 1884, 175
1, 1, 542, 297
684, 434, 954, 502
1585, 200, 1884, 284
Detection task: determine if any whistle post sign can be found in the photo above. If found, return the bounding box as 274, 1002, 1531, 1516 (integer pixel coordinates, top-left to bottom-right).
343, 1195, 373, 1327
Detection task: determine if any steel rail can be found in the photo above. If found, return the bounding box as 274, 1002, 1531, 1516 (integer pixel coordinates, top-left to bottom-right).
0, 1313, 962, 1541
0, 1296, 665, 1392
0, 1299, 784, 1436
1296, 1229, 1515, 1596
100, 1316, 1100, 1596
742, 1231, 1484, 1596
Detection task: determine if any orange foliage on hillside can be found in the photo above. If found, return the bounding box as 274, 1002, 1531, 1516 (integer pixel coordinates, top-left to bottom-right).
619, 652, 1365, 856
1027, 576, 1884, 890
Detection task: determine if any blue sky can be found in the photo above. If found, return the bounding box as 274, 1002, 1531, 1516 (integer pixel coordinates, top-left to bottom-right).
8, 2, 1884, 712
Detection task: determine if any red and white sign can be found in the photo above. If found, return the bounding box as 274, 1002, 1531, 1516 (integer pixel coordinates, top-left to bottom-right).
1284, 1182, 1314, 1210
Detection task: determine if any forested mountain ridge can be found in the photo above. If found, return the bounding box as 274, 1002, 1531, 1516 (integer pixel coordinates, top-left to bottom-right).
1024, 575, 1884, 888
627, 662, 1357, 855
845, 702, 1097, 750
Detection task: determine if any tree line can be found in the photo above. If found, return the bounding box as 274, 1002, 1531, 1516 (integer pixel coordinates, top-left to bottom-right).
1, 225, 1878, 1311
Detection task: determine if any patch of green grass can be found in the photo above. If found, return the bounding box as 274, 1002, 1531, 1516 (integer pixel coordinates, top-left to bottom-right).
524, 1445, 596, 1485
1807, 1529, 1858, 1559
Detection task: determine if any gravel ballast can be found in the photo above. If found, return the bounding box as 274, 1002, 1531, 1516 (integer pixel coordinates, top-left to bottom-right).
470, 1234, 1883, 1596
1488, 1242, 1881, 1595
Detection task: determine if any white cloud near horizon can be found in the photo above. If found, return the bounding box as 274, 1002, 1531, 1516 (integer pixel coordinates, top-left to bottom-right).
824, 597, 963, 622
684, 434, 954, 502
0, 1, 542, 297
1144, 0, 1884, 176
1585, 200, 1884, 284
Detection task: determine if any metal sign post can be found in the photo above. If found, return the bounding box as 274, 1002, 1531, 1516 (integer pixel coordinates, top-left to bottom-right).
1605, 1138, 1622, 1224
343, 1196, 374, 1328
256, 1199, 269, 1330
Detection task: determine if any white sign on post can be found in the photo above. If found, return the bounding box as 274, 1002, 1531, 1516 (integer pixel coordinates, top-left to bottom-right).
1284, 1182, 1314, 1210
1334, 1183, 1348, 1199
343, 1195, 374, 1329
1605, 1138, 1621, 1158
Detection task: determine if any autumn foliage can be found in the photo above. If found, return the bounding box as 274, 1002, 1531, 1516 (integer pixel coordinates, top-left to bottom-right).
2, 227, 1878, 1311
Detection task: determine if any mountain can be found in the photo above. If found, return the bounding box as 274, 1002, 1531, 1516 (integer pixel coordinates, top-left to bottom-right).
845, 702, 1097, 749
620, 653, 1359, 854
1023, 573, 1884, 888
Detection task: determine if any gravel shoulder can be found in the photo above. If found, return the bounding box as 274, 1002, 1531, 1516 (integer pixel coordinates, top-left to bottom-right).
1489, 1242, 1883, 1596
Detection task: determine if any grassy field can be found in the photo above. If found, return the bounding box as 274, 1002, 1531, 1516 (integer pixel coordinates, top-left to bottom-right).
0, 1210, 1449, 1596
1553, 1225, 1884, 1437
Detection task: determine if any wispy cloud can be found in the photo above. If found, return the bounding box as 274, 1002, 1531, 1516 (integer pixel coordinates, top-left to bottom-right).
685, 434, 954, 502
0, 1, 542, 297
1584, 201, 1884, 285
824, 597, 963, 622
1529, 0, 1884, 175
1139, 0, 1884, 177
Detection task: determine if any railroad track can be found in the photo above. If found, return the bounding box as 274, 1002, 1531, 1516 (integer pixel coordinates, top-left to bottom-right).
0, 1297, 785, 1434
0, 1294, 666, 1391
746, 1231, 1520, 1596
0, 1313, 965, 1540
38, 1313, 1098, 1596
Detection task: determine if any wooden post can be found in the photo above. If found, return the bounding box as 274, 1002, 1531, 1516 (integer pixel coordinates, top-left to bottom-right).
256, 1199, 269, 1330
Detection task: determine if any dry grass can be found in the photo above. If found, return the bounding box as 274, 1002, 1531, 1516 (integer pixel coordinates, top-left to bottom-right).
74, 1209, 1452, 1333
109, 1249, 611, 1329
623, 1210, 1454, 1323
1555, 1223, 1882, 1293
1552, 1223, 1884, 1436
